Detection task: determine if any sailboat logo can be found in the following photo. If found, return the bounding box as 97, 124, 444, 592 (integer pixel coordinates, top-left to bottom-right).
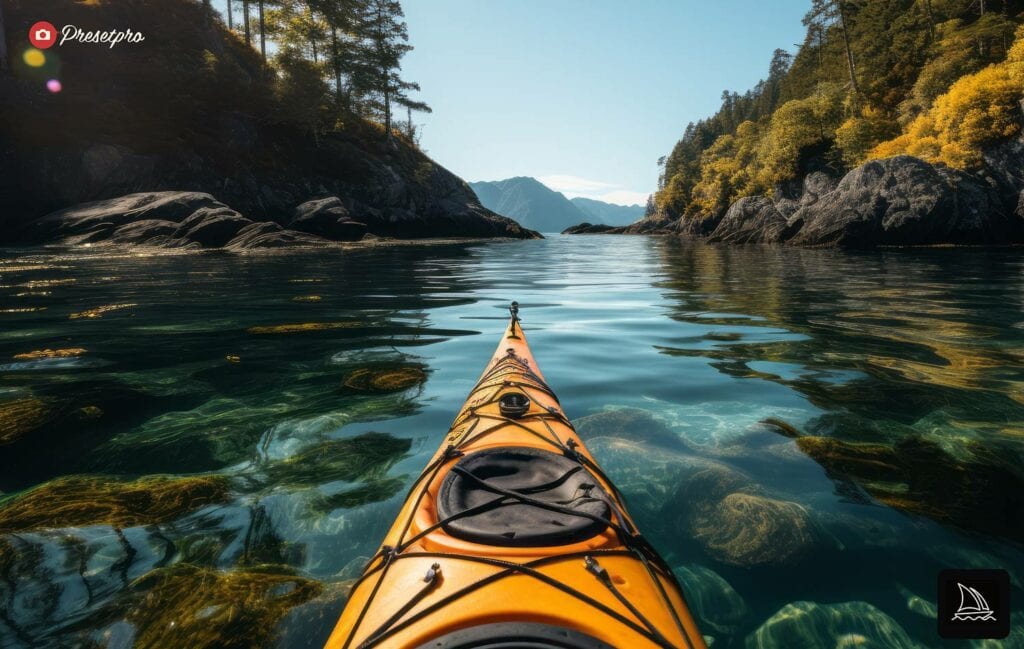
951, 582, 996, 622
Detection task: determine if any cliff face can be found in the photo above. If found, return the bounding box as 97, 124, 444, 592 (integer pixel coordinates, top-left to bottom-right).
565, 138, 1024, 247
0, 0, 537, 247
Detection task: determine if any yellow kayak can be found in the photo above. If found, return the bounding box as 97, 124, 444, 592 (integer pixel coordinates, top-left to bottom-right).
324, 303, 706, 648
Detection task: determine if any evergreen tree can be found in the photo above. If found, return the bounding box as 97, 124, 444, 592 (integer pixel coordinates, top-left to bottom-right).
356, 0, 430, 141
803, 0, 861, 95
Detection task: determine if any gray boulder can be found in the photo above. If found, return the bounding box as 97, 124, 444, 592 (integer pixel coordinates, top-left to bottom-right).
707, 196, 792, 244
789, 156, 1011, 247
22, 191, 335, 250
289, 196, 367, 241
224, 222, 329, 250
22, 192, 243, 246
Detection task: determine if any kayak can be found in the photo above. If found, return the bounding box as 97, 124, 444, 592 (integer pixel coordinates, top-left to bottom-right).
324, 303, 706, 649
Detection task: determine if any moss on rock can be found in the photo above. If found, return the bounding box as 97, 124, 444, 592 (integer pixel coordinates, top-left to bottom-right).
341, 365, 427, 394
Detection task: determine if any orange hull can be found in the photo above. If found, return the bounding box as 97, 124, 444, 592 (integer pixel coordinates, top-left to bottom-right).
325, 307, 706, 649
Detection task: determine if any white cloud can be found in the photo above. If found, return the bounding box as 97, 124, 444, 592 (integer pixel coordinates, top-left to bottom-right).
536, 174, 649, 206
537, 174, 617, 194
591, 190, 649, 207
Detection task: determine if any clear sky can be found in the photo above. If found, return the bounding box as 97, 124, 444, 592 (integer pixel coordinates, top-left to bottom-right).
401, 0, 810, 205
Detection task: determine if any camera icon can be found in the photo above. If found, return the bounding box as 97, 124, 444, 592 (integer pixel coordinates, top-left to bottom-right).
29, 21, 58, 49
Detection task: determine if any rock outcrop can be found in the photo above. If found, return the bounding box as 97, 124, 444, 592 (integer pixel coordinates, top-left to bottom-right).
788, 156, 1013, 246
563, 146, 1024, 247
19, 192, 331, 250
560, 222, 619, 234
707, 196, 792, 244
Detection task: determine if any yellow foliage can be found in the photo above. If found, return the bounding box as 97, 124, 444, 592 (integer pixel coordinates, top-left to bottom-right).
690, 121, 762, 214
870, 31, 1024, 169
756, 84, 845, 187
835, 106, 897, 166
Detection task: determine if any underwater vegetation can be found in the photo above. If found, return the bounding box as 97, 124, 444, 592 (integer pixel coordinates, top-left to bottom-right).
0, 475, 230, 533
0, 398, 52, 445
12, 348, 88, 360
340, 365, 428, 394
246, 322, 367, 335
793, 434, 1024, 542
117, 564, 323, 649
250, 433, 411, 490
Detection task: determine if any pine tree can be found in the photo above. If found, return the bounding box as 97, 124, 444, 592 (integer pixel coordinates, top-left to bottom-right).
356, 0, 430, 141
804, 0, 861, 95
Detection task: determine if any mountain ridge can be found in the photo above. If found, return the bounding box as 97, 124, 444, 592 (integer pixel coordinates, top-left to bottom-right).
470, 177, 643, 232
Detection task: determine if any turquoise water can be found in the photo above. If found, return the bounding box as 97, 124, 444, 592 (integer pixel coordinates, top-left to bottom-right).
0, 236, 1022, 648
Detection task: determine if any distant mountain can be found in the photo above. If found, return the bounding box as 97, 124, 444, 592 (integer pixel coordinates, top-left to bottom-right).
569, 197, 644, 227
470, 177, 645, 232
469, 177, 587, 233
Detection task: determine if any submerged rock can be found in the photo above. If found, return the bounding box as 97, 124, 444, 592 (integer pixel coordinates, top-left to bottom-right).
0, 474, 230, 533
254, 433, 411, 489
340, 365, 428, 393
665, 465, 814, 567
674, 564, 749, 635
310, 476, 408, 513
794, 435, 1024, 541
573, 406, 690, 452
745, 600, 917, 649
121, 564, 322, 649
691, 492, 813, 567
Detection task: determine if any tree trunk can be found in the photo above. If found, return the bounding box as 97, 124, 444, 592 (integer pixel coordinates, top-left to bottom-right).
258, 0, 266, 59
243, 0, 251, 46
227, 0, 234, 30
837, 1, 859, 95
332, 26, 343, 105
384, 81, 392, 141
0, 3, 8, 73
923, 0, 934, 43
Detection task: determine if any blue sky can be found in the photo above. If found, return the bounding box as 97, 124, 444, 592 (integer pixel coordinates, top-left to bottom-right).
401, 1, 810, 205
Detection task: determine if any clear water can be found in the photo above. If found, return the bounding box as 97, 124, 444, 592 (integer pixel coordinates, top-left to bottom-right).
0, 236, 1021, 648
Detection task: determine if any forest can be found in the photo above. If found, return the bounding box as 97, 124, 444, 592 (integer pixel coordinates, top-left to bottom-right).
207, 0, 430, 142
653, 0, 1024, 220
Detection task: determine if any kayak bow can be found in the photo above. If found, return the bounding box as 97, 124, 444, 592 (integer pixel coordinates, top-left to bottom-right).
325, 303, 706, 649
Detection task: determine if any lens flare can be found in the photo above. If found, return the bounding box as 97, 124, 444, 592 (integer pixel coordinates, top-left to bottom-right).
23, 48, 46, 68
47, 79, 63, 93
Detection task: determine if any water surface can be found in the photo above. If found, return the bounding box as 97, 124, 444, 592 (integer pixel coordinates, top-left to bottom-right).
0, 236, 1022, 648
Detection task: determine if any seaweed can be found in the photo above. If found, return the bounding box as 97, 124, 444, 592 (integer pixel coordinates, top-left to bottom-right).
0, 475, 231, 533
122, 564, 322, 649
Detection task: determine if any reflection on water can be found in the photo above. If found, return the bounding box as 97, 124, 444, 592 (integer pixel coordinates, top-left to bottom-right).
0, 237, 1022, 648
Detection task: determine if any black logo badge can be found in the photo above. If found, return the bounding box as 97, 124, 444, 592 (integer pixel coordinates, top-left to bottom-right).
937, 569, 1010, 639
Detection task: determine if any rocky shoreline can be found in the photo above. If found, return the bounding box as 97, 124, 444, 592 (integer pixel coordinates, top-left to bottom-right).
14, 189, 538, 251
565, 138, 1024, 247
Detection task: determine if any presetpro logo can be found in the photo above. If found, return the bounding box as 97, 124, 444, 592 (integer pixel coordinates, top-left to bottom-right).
26, 21, 145, 50
28, 21, 57, 49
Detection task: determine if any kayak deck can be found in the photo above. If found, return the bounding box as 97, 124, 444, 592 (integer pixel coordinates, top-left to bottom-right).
324, 306, 705, 648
